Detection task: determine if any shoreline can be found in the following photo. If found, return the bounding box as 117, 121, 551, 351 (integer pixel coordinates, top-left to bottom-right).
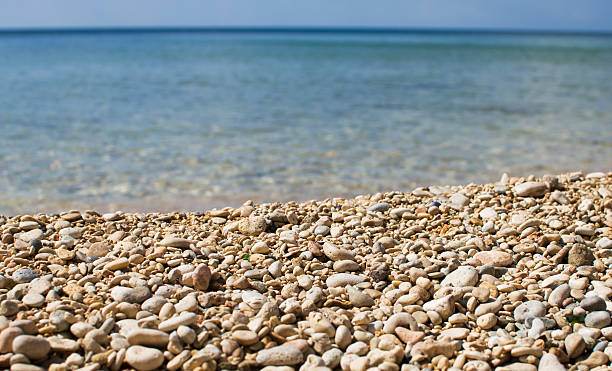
0, 170, 611, 370
2, 166, 604, 217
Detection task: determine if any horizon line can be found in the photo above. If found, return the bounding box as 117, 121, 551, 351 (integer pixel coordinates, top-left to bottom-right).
1, 25, 612, 36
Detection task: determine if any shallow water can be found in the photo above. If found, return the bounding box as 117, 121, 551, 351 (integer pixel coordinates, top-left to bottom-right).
1, 30, 611, 215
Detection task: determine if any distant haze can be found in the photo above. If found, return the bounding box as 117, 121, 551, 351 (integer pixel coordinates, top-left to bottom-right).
1, 0, 611, 32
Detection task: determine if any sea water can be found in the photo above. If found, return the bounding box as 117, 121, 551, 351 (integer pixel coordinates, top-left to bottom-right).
0, 29, 611, 214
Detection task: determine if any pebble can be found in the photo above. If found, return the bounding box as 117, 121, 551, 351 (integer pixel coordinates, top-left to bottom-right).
21, 293, 44, 307
440, 266, 478, 287
346, 285, 374, 307
477, 313, 498, 330
538, 353, 566, 371
578, 351, 609, 368
568, 244, 595, 266
322, 242, 355, 261
47, 336, 79, 352
11, 269, 39, 283
158, 312, 197, 332
256, 345, 304, 366
514, 182, 548, 197
596, 237, 612, 249
367, 202, 390, 213
232, 330, 259, 345
473, 251, 513, 267
18, 229, 44, 243
126, 328, 170, 347
326, 273, 365, 288
514, 301, 546, 322
449, 193, 470, 208
159, 236, 192, 248
580, 296, 606, 312
565, 333, 585, 358
110, 286, 151, 304
11, 335, 50, 360
0, 301, 19, 316
585, 311, 611, 329
239, 215, 267, 236
105, 257, 129, 271
0, 327, 23, 353
125, 345, 165, 370
0, 172, 608, 371
548, 284, 570, 306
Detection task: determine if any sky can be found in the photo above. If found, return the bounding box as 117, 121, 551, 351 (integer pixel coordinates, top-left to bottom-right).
1, 0, 611, 32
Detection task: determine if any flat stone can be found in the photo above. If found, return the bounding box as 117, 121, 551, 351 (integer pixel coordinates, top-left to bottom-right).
102, 212, 122, 221
541, 274, 570, 289
477, 313, 498, 330
141, 296, 168, 314
410, 340, 458, 359
500, 363, 537, 371
244, 268, 268, 280
9, 365, 45, 371
551, 191, 570, 205
586, 172, 605, 178
314, 225, 330, 236
56, 248, 75, 261
256, 345, 304, 366
12, 335, 50, 360
175, 295, 198, 313
514, 182, 548, 197
334, 325, 352, 349
125, 345, 164, 371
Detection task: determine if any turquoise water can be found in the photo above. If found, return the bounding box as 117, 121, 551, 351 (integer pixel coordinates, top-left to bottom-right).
0, 30, 611, 214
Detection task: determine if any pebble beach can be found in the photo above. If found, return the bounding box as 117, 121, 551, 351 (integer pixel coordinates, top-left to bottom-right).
0, 170, 611, 371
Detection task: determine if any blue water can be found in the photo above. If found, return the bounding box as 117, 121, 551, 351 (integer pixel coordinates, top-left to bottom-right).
1, 29, 611, 214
